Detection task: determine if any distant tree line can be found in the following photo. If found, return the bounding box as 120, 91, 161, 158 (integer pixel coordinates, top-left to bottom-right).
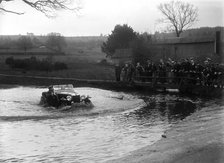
17, 36, 34, 53
46, 33, 67, 52
0, 33, 67, 54
5, 56, 68, 71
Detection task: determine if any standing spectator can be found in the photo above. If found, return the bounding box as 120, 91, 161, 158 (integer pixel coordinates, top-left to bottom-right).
127, 63, 135, 82
120, 67, 125, 81
166, 58, 173, 83
123, 63, 129, 81
115, 63, 122, 81
144, 60, 153, 82
135, 62, 144, 81
173, 61, 181, 84
158, 59, 166, 83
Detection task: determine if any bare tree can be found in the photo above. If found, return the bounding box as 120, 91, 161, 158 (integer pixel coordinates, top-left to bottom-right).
46, 32, 67, 52
17, 36, 33, 53
0, 0, 81, 17
158, 1, 198, 37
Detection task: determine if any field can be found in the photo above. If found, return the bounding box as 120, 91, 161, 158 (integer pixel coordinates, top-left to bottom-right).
0, 36, 115, 81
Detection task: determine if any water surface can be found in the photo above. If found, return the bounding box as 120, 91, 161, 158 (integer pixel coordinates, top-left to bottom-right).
0, 86, 202, 162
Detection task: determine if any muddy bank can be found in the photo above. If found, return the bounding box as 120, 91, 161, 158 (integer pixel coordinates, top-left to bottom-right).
0, 74, 131, 90
0, 74, 161, 93
107, 103, 224, 163
1, 74, 223, 98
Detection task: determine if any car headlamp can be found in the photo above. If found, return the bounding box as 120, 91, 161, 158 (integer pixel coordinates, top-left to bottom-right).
66, 95, 72, 101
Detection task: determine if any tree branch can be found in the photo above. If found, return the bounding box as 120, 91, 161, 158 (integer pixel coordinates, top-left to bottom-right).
0, 0, 81, 17
0, 7, 24, 15
157, 0, 198, 37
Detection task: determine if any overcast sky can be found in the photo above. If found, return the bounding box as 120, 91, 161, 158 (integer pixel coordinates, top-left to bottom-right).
0, 0, 223, 36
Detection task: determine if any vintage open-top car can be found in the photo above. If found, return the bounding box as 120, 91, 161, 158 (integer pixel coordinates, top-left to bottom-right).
40, 84, 92, 108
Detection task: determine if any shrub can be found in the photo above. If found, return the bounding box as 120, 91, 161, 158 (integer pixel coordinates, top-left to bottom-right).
5, 56, 14, 65
54, 62, 68, 70
38, 60, 53, 71
99, 59, 107, 65
5, 56, 68, 71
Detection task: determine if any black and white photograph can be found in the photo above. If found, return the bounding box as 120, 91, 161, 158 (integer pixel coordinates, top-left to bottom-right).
0, 0, 223, 162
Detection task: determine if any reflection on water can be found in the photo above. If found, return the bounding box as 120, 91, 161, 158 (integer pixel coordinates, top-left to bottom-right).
138, 98, 197, 122
0, 86, 202, 163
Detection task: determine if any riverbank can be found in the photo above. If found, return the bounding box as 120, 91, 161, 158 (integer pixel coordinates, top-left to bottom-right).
107, 102, 224, 163
0, 54, 115, 81
0, 73, 135, 91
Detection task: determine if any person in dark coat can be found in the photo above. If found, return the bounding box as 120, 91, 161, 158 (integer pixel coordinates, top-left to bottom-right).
46, 86, 59, 107
115, 64, 122, 81
144, 60, 153, 82
158, 59, 166, 83
135, 62, 144, 81
127, 63, 135, 82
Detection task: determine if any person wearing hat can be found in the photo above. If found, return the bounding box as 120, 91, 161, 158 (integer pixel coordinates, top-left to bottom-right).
46, 86, 59, 107
144, 60, 153, 82
47, 86, 54, 95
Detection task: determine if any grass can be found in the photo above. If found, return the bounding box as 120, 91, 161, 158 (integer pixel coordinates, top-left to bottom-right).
0, 48, 115, 81
0, 36, 116, 81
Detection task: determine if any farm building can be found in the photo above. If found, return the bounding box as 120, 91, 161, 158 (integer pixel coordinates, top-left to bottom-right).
149, 29, 223, 62
111, 27, 224, 64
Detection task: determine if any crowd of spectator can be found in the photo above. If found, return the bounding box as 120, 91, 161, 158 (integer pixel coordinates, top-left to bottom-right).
115, 58, 224, 88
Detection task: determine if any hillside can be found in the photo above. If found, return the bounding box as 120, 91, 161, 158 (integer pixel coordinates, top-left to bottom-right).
0, 35, 115, 80
0, 35, 108, 62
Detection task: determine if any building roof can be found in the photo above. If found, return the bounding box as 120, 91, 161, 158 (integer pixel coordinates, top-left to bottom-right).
151, 36, 215, 45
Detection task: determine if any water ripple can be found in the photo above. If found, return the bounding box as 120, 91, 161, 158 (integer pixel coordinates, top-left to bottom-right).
0, 86, 205, 163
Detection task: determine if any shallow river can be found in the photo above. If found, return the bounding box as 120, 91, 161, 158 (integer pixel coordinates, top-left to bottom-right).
0, 86, 205, 163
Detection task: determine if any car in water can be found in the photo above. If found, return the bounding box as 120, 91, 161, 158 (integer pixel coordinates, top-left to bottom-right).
40, 84, 93, 108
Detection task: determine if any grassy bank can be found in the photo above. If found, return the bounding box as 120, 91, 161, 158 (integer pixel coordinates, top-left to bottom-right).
107, 102, 224, 163
0, 53, 115, 81
0, 36, 112, 81
0, 74, 135, 91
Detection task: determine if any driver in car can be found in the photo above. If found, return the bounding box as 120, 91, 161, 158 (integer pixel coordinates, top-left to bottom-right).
47, 86, 59, 107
